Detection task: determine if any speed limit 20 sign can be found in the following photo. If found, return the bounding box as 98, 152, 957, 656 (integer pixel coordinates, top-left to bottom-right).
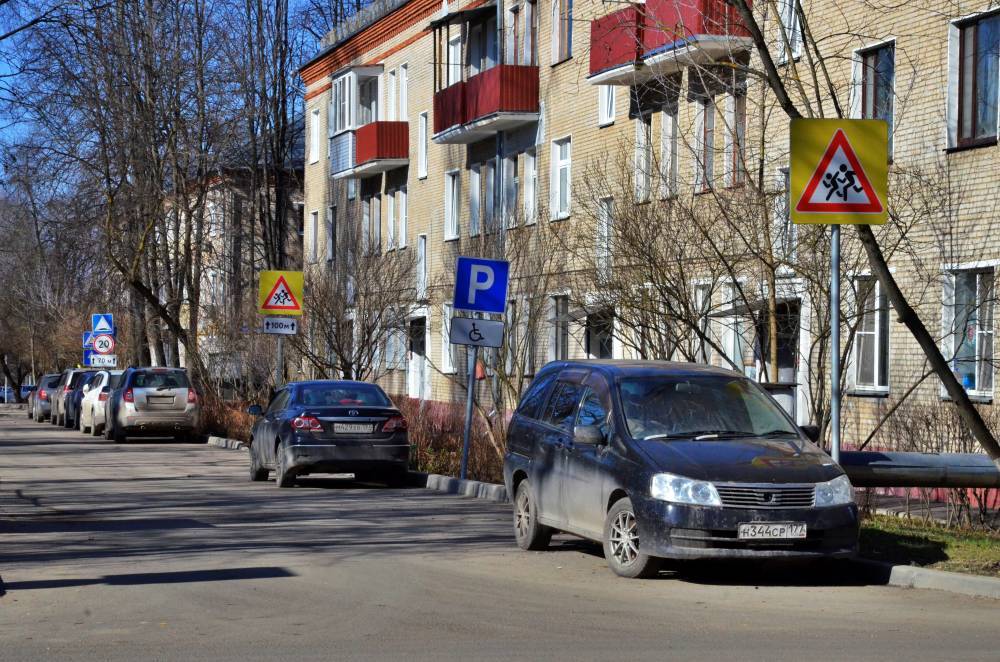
93, 334, 116, 355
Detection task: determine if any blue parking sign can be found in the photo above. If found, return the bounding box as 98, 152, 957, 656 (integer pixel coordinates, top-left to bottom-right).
92, 313, 114, 334
453, 257, 509, 314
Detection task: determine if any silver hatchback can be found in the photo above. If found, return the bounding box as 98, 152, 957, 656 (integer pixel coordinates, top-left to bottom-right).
106, 367, 201, 442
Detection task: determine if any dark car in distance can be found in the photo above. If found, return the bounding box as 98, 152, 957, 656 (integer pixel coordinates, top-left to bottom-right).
30, 373, 61, 422
65, 371, 99, 430
247, 380, 410, 488
503, 361, 858, 579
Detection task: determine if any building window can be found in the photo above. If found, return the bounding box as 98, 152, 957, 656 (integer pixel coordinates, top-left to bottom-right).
598, 85, 615, 126
326, 206, 336, 262
333, 75, 351, 133
483, 158, 496, 229
773, 167, 796, 261
387, 69, 396, 121
362, 194, 381, 253
504, 154, 519, 227
416, 235, 427, 299
777, 0, 802, 62
524, 148, 537, 223
309, 210, 319, 262
693, 283, 712, 363
694, 99, 715, 192
660, 106, 678, 199
861, 42, 895, 154
441, 304, 456, 373
958, 14, 999, 146
398, 186, 408, 247
418, 112, 428, 178
387, 191, 396, 249
551, 137, 572, 219
552, 295, 570, 360
448, 34, 463, 86
946, 269, 995, 394
634, 115, 652, 202
358, 77, 378, 124
552, 0, 573, 63
469, 164, 481, 237
398, 64, 408, 121
525, 0, 538, 65
597, 197, 613, 279
445, 170, 461, 240
724, 94, 746, 188
586, 310, 614, 359
853, 277, 889, 392
309, 108, 321, 164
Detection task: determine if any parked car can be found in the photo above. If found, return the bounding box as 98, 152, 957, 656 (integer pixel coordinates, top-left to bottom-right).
0, 386, 14, 402
78, 369, 124, 436
105, 367, 200, 442
65, 370, 99, 430
51, 369, 95, 428
20, 384, 34, 400
30, 373, 61, 422
503, 361, 858, 579
246, 380, 409, 488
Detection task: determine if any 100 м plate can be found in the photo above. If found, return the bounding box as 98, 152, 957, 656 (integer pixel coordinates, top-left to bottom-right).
737, 522, 807, 540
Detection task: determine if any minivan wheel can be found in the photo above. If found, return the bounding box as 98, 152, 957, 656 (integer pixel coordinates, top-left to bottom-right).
513, 481, 552, 551
603, 498, 661, 579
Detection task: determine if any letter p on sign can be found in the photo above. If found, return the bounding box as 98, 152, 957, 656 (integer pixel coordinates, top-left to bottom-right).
453, 256, 509, 314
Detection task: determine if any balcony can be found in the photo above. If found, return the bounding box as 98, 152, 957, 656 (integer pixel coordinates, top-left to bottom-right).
433, 65, 540, 144
331, 121, 408, 179
587, 0, 752, 85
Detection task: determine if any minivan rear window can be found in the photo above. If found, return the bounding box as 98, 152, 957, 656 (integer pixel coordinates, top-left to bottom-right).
43, 375, 61, 388
132, 371, 190, 389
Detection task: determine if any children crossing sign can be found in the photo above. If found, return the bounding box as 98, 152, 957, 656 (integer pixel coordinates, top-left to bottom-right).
258, 270, 303, 316
790, 119, 888, 225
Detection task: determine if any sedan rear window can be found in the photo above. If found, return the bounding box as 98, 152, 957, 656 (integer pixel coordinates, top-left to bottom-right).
619, 376, 797, 440
297, 384, 390, 407
132, 371, 190, 389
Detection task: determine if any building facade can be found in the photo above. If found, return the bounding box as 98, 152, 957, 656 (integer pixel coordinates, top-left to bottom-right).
299, 0, 1000, 449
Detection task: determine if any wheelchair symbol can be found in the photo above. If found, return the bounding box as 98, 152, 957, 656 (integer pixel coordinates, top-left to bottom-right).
468, 323, 484, 342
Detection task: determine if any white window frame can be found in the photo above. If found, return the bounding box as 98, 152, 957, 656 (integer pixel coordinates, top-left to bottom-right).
551, 136, 572, 220
550, 294, 570, 361
441, 304, 456, 373
484, 158, 496, 228
504, 153, 519, 227
398, 186, 408, 248
660, 106, 678, 199
309, 210, 319, 262
598, 85, 615, 126
724, 93, 746, 188
326, 206, 335, 262
387, 69, 396, 121
469, 164, 481, 237
418, 112, 428, 178
694, 99, 715, 192
777, 0, 803, 63
773, 167, 796, 263
524, 147, 537, 224
387, 190, 396, 249
943, 268, 995, 397
417, 234, 428, 299
597, 197, 613, 278
309, 107, 321, 164
398, 63, 408, 121
634, 115, 652, 202
445, 170, 461, 240
332, 73, 352, 134
850, 277, 890, 393
551, 0, 572, 64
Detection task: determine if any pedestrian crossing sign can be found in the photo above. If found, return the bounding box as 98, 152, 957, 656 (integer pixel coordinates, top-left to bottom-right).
790, 119, 888, 225
258, 270, 304, 316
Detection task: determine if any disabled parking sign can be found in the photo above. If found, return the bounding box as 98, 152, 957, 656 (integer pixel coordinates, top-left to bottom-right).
453, 257, 509, 314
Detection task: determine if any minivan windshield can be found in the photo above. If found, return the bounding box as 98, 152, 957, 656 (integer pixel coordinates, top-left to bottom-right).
619, 375, 798, 441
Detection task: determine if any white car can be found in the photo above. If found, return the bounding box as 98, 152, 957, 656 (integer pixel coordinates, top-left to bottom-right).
79, 370, 124, 436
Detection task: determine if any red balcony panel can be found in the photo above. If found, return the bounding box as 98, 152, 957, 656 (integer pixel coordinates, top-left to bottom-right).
355, 121, 409, 165
465, 65, 539, 123
643, 0, 751, 53
434, 82, 465, 134
588, 6, 645, 77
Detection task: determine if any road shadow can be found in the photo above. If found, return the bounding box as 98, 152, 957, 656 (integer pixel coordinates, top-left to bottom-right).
0, 566, 295, 594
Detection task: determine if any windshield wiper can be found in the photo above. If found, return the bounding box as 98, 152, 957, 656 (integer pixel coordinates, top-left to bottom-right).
756, 429, 799, 437
642, 430, 754, 441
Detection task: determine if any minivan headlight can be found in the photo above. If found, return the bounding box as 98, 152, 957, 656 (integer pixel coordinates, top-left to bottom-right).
650, 473, 722, 507
815, 474, 854, 507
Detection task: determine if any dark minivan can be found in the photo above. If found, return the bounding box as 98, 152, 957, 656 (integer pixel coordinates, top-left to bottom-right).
503, 361, 858, 578
247, 380, 409, 488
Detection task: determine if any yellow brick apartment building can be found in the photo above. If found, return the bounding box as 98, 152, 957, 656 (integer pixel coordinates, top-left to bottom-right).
298, 0, 1000, 446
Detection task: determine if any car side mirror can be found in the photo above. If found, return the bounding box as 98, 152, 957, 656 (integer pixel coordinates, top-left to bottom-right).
574, 425, 605, 446
247, 404, 263, 417
799, 424, 821, 443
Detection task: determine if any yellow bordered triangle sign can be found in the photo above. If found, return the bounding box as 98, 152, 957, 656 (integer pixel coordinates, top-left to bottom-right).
258, 270, 304, 316
797, 129, 882, 214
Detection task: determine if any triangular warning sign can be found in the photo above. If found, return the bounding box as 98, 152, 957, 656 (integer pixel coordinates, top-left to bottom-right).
94, 316, 113, 333
796, 129, 883, 214
261, 276, 301, 311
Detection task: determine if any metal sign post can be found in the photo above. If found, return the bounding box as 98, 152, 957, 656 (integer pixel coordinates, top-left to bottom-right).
830, 226, 841, 463
452, 257, 510, 480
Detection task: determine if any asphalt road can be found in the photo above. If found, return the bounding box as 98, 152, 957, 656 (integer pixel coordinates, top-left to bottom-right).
1, 409, 997, 661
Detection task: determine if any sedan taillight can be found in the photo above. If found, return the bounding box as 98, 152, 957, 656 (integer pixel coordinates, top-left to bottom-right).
187, 389, 198, 404
123, 389, 134, 403
291, 416, 323, 432
99, 392, 109, 402
63, 386, 72, 394
382, 415, 408, 432
39, 389, 48, 401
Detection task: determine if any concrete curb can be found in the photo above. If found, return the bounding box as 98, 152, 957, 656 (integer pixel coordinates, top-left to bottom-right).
856, 559, 1000, 600
206, 436, 248, 451
424, 474, 509, 503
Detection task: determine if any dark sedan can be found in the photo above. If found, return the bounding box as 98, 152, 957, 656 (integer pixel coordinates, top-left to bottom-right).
503, 361, 858, 578
247, 380, 410, 488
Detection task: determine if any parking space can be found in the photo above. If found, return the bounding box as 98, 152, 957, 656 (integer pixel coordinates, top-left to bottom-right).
1, 412, 998, 661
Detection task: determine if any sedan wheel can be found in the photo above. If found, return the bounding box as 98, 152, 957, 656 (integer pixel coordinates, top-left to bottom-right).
513, 481, 552, 551
91, 409, 102, 436
274, 445, 295, 488
249, 447, 269, 482
602, 497, 661, 579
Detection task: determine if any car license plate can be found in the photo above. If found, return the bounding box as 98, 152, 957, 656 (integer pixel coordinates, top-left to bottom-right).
737, 522, 807, 540
333, 423, 373, 434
